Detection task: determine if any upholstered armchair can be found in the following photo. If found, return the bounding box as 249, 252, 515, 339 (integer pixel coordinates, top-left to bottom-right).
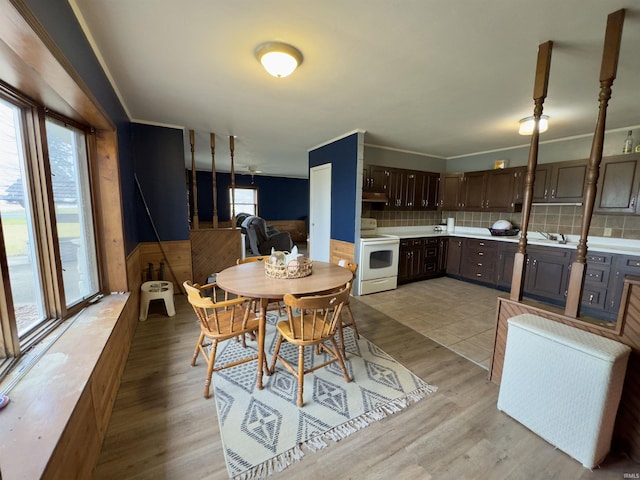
241, 215, 293, 255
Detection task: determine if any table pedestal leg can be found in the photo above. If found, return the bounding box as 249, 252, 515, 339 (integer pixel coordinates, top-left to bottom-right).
257, 298, 268, 389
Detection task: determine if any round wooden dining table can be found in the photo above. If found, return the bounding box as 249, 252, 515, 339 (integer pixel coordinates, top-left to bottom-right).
216, 260, 353, 389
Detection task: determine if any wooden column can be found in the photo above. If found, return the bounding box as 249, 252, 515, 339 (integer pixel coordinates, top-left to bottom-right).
211, 133, 218, 228
510, 41, 553, 301
565, 9, 625, 317
230, 135, 236, 228
190, 129, 199, 229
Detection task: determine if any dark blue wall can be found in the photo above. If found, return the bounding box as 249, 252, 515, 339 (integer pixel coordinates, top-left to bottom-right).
23, 0, 139, 254
309, 133, 358, 243
193, 171, 309, 223
133, 124, 189, 241
20, 1, 310, 249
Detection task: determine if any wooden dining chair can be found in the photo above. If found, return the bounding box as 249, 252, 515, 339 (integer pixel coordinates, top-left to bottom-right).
184, 280, 261, 398
237, 256, 284, 315
336, 259, 359, 353
269, 284, 351, 407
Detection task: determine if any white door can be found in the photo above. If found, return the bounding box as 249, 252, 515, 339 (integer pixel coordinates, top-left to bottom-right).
309, 163, 331, 262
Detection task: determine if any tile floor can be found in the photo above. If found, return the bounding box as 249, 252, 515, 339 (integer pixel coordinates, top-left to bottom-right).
355, 277, 501, 369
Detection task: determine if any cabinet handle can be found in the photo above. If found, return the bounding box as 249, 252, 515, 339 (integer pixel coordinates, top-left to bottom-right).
476, 273, 482, 277
477, 263, 483, 266
564, 290, 568, 297
632, 196, 636, 208
544, 189, 548, 199
458, 241, 462, 247
478, 252, 484, 256
532, 259, 537, 266
589, 294, 594, 304
551, 188, 556, 199
479, 242, 485, 246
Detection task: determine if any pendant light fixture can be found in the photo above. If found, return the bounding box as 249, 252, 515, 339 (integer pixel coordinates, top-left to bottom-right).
518, 115, 549, 135
255, 41, 303, 78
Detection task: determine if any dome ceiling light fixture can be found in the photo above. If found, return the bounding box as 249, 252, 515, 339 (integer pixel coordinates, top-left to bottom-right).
518, 115, 549, 135
255, 41, 303, 78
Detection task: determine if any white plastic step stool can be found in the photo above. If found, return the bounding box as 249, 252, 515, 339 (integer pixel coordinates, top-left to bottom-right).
139, 280, 175, 321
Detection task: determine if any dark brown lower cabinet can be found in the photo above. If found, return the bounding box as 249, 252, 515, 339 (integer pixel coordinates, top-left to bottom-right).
398, 234, 626, 323
398, 238, 423, 284
524, 246, 572, 303
399, 237, 447, 284
446, 237, 462, 275
460, 238, 497, 284
496, 242, 517, 289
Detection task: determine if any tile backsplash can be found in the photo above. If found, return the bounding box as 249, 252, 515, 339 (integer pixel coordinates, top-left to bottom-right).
364, 204, 640, 240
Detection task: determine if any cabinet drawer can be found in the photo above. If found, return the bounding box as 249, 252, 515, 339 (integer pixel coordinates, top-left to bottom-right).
424, 261, 438, 274
619, 257, 640, 271
461, 269, 496, 282
584, 264, 610, 286
464, 239, 497, 251
424, 246, 439, 259
581, 286, 607, 310
401, 238, 424, 248
586, 252, 613, 265
464, 249, 497, 263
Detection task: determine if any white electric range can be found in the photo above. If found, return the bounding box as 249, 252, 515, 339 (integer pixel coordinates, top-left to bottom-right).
357, 218, 400, 295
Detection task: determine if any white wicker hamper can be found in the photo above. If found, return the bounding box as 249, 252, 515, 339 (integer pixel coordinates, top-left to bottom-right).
497, 314, 631, 469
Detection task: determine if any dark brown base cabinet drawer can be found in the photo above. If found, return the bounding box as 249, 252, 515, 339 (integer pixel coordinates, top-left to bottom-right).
581, 286, 608, 310
578, 252, 614, 315
460, 239, 497, 284
398, 237, 447, 284
524, 246, 572, 303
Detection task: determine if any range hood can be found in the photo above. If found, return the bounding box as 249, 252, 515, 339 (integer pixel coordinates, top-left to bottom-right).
362, 191, 389, 203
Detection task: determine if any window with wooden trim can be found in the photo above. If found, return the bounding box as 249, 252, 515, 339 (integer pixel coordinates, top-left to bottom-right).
230, 187, 258, 217
0, 88, 101, 373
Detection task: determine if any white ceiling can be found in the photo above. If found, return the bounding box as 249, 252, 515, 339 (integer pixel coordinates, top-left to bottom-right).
70, 1, 640, 179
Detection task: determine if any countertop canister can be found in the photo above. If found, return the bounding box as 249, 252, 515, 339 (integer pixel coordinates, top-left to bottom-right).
447, 217, 455, 232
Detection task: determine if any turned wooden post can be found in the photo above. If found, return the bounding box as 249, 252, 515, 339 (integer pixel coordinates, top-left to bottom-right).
211, 133, 218, 228
190, 129, 199, 229
565, 9, 625, 318
510, 41, 553, 301
230, 135, 236, 228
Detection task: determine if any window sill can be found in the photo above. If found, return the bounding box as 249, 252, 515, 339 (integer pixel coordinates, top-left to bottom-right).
0, 293, 132, 479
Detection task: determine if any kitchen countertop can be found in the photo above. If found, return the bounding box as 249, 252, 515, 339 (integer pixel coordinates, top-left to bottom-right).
376, 225, 640, 256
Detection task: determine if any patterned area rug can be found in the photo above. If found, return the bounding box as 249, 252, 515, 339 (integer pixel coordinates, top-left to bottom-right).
212, 313, 438, 479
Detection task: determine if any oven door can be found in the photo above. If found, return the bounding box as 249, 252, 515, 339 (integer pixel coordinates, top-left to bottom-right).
360, 239, 400, 281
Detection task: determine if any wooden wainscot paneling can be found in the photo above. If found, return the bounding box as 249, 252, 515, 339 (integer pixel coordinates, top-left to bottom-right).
139, 240, 192, 292
190, 228, 242, 284
330, 239, 355, 265
89, 303, 131, 437
126, 244, 142, 298
43, 386, 102, 480
0, 294, 133, 480
268, 220, 307, 243
94, 129, 128, 293
491, 277, 640, 462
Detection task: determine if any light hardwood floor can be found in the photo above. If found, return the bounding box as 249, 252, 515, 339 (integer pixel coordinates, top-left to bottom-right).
94, 278, 639, 479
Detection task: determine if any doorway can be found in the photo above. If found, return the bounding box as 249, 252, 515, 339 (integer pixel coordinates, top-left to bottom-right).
309, 163, 331, 261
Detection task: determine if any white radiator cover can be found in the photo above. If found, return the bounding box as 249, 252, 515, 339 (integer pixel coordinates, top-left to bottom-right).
497, 314, 631, 469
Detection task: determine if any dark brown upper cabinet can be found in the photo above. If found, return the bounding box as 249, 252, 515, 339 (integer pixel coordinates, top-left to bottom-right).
440, 167, 524, 212
439, 173, 463, 211
594, 153, 640, 214
363, 165, 390, 193
363, 165, 441, 211
414, 171, 440, 210
532, 159, 587, 203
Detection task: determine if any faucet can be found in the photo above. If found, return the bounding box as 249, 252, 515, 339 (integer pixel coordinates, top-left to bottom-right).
537, 231, 558, 241
558, 233, 567, 244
